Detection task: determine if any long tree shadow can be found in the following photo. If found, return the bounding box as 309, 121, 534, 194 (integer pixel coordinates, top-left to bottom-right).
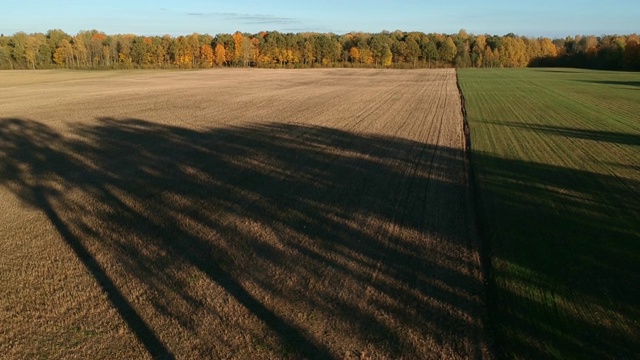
0, 117, 488, 359
577, 80, 640, 89
472, 149, 640, 358
476, 121, 640, 147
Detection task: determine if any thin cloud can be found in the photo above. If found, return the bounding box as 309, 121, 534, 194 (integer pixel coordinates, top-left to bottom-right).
234, 15, 298, 25
282, 27, 342, 34
187, 12, 299, 25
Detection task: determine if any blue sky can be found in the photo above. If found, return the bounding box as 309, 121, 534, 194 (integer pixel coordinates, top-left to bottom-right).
1, 0, 638, 38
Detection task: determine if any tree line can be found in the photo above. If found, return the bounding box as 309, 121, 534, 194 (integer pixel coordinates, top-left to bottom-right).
0, 29, 638, 70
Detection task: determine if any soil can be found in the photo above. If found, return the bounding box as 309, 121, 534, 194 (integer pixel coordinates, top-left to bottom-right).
0, 68, 490, 359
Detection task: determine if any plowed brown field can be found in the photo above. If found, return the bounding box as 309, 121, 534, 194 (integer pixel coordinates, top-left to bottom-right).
0, 69, 489, 359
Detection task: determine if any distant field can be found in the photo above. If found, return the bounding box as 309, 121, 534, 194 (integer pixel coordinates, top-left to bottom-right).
0, 69, 490, 359
0, 69, 140, 88
458, 68, 640, 359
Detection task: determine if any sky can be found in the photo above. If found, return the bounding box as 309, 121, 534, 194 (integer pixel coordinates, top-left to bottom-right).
1, 0, 638, 38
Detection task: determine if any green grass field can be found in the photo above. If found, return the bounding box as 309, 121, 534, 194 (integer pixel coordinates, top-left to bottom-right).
458, 68, 640, 359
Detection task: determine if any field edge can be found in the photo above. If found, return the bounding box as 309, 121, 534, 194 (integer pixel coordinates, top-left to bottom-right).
455, 69, 500, 359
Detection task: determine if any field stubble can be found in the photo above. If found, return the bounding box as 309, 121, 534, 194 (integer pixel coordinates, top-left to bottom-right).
0, 69, 490, 359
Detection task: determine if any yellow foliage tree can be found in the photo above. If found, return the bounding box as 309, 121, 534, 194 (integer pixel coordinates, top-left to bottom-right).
232, 31, 243, 66
349, 47, 360, 63
500, 37, 528, 67
439, 37, 457, 64
540, 38, 558, 57
360, 48, 374, 65
53, 39, 72, 67
250, 37, 261, 65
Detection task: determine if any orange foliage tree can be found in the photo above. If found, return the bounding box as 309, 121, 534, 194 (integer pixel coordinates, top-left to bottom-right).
214, 43, 226, 66
200, 44, 213, 67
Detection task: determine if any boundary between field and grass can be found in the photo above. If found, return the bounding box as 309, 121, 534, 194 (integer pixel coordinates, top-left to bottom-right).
455, 69, 501, 359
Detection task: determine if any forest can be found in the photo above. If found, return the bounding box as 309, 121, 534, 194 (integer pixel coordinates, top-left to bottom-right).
0, 29, 639, 70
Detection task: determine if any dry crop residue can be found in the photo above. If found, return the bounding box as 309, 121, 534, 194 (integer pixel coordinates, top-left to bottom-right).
0, 68, 490, 359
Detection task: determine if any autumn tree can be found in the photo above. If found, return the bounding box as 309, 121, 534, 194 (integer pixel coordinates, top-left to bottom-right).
337, 34, 351, 63
500, 36, 528, 67
217, 34, 235, 65
539, 37, 558, 58
382, 45, 393, 67
250, 37, 261, 65
147, 36, 170, 67
349, 46, 360, 63
391, 39, 407, 63
370, 34, 391, 67
422, 40, 438, 68
0, 41, 12, 69
472, 35, 487, 67
45, 29, 69, 66
72, 35, 88, 67
191, 34, 202, 66
262, 31, 286, 66
1, 29, 639, 71
53, 39, 72, 67
46, 30, 68, 53
301, 37, 315, 65
200, 44, 214, 67
453, 29, 472, 67
482, 46, 500, 68
439, 37, 457, 64
116, 35, 133, 66
8, 32, 29, 68
623, 40, 640, 70
360, 48, 374, 65
214, 43, 226, 66
405, 34, 421, 68
241, 34, 254, 67
314, 34, 335, 65
88, 32, 107, 66
524, 38, 542, 62
576, 35, 598, 54
23, 35, 44, 69
232, 31, 244, 66
131, 36, 151, 65
72, 30, 102, 66
170, 35, 198, 67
